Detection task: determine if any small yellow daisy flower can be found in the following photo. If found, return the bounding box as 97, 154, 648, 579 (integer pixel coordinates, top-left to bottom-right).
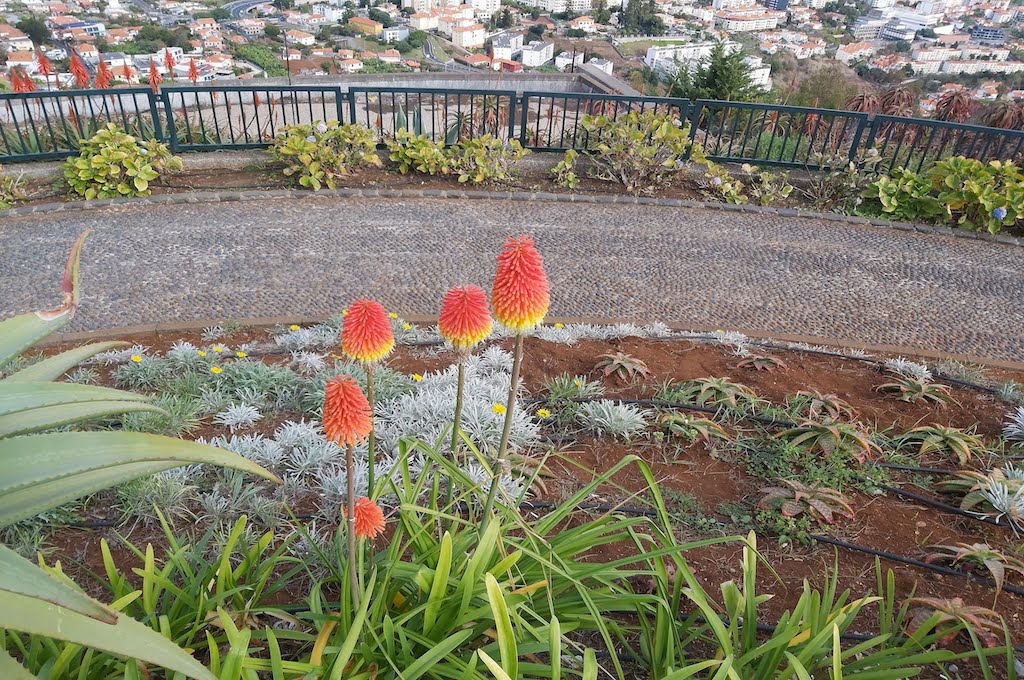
342, 309, 349, 315
213, 346, 224, 352
403, 323, 412, 330
235, 351, 247, 358
197, 350, 207, 357
537, 408, 551, 419
412, 373, 423, 381
574, 379, 582, 387
130, 355, 142, 363
492, 403, 507, 415
289, 324, 300, 331
210, 366, 222, 374
554, 323, 564, 329
388, 312, 398, 319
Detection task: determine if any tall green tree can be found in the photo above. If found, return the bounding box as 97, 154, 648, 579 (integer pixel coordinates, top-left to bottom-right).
16, 16, 50, 44
666, 42, 760, 102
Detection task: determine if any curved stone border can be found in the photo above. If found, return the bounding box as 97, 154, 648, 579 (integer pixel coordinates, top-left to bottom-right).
2, 186, 1022, 249
40, 313, 1024, 371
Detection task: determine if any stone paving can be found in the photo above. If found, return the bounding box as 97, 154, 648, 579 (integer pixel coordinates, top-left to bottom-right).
2, 194, 1023, 363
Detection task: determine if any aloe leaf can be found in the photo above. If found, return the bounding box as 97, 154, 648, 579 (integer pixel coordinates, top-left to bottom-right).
3, 341, 129, 383
0, 544, 114, 622
0, 230, 89, 369
0, 401, 163, 438
0, 589, 215, 680
0, 432, 280, 526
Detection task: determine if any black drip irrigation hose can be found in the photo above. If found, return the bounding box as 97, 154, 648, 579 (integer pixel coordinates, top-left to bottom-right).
872, 462, 962, 476
810, 535, 1024, 598
865, 480, 1008, 529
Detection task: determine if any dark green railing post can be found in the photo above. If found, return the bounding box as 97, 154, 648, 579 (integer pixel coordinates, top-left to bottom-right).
685, 100, 701, 160
160, 89, 179, 154
860, 116, 881, 170
146, 89, 165, 143
334, 86, 346, 123
507, 93, 516, 141
347, 89, 357, 125
847, 114, 868, 164
518, 93, 529, 146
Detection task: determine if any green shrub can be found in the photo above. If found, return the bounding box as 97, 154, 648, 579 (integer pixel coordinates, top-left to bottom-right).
741, 163, 794, 206
269, 120, 381, 191
551, 148, 579, 189
0, 165, 24, 209
865, 167, 943, 223
578, 110, 693, 194
866, 156, 1024, 233
62, 124, 182, 200
448, 134, 527, 184
698, 161, 747, 204
929, 157, 1024, 233
385, 129, 449, 175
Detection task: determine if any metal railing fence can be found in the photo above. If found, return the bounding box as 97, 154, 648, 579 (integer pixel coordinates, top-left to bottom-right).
3, 84, 1024, 173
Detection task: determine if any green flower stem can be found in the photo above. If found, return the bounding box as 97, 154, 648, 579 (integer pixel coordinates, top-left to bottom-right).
480, 333, 524, 535
445, 358, 466, 528
366, 364, 376, 497
346, 443, 359, 609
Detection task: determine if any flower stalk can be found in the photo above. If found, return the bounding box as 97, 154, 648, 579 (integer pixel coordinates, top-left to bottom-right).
480, 333, 524, 532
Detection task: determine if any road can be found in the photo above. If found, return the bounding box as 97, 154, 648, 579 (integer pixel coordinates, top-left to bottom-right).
222, 0, 272, 19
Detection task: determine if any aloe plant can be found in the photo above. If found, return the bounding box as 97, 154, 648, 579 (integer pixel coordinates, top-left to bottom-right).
0, 231, 279, 680
897, 425, 986, 466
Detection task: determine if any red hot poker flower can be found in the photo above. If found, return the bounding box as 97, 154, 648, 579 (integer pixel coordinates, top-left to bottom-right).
491, 235, 550, 333
439, 285, 492, 350
341, 299, 395, 364
352, 496, 385, 539
323, 376, 373, 447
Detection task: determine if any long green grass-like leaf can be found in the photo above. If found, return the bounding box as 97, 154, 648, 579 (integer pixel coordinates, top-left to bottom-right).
402, 629, 475, 680
423, 531, 452, 636
3, 341, 129, 383
478, 650, 512, 680
485, 573, 518, 679
0, 431, 280, 526
327, 573, 375, 680
0, 590, 215, 680
549, 616, 561, 680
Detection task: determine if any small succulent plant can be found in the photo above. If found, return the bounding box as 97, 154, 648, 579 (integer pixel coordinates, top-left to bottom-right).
576, 400, 650, 439
906, 597, 1005, 648
876, 376, 954, 405
923, 542, 1024, 603
594, 351, 652, 384
896, 425, 986, 466
789, 389, 856, 422
658, 413, 729, 444
735, 354, 788, 373
660, 377, 760, 410
776, 421, 882, 462
757, 479, 854, 524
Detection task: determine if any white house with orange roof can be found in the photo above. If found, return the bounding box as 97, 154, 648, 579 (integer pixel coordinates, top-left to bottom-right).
285, 29, 315, 46
4, 50, 37, 73
567, 15, 596, 32
0, 25, 33, 51
339, 57, 363, 72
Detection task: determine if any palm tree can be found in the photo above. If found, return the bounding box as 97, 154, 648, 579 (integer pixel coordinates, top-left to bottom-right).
980, 100, 1022, 129
845, 90, 880, 114
880, 85, 916, 116
933, 89, 973, 123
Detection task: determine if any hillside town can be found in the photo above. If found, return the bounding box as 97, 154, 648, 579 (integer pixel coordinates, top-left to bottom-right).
2, 0, 1024, 120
